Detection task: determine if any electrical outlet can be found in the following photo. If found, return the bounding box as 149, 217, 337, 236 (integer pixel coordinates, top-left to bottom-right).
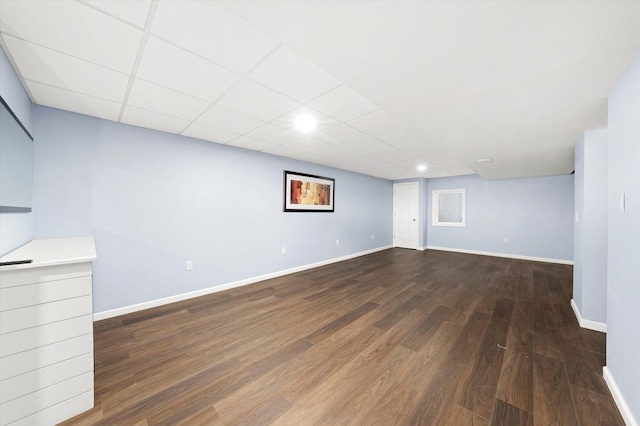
336, 239, 340, 246
185, 260, 193, 271
503, 237, 509, 243
371, 235, 375, 240
281, 247, 286, 255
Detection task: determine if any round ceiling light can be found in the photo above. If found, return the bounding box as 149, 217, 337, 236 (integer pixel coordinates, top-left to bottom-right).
417, 164, 427, 172
294, 114, 317, 133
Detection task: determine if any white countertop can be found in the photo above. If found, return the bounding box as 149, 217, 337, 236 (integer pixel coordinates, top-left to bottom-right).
0, 237, 97, 270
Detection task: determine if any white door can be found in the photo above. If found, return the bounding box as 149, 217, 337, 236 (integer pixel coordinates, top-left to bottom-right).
393, 182, 419, 249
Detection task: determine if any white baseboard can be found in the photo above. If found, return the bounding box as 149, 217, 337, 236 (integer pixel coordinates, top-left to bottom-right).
570, 299, 607, 333
425, 246, 573, 265
603, 366, 639, 426
93, 245, 392, 321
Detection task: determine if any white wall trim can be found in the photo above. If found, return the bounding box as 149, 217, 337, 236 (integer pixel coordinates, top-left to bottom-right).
417, 246, 426, 251
570, 299, 607, 333
603, 366, 639, 426
93, 245, 393, 321
425, 246, 573, 265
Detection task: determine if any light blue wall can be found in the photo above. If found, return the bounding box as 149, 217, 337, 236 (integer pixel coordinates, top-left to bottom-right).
574, 136, 585, 309
427, 174, 574, 261
607, 50, 640, 422
573, 129, 608, 324
31, 106, 393, 313
393, 177, 428, 248
0, 49, 31, 130
0, 48, 33, 256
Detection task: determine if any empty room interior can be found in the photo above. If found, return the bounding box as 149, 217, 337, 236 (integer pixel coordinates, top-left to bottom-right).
1, 1, 639, 425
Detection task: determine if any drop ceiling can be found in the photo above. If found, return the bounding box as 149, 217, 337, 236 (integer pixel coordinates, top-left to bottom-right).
1, 1, 639, 180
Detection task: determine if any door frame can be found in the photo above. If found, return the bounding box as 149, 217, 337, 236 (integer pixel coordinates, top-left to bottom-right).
393, 182, 420, 249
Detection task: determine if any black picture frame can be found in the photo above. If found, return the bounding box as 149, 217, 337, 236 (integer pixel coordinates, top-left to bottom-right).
283, 170, 335, 212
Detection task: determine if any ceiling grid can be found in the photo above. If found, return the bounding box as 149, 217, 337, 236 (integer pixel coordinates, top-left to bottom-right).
1, 0, 639, 180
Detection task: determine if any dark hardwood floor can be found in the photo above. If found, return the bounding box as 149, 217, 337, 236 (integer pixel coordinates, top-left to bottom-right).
62, 249, 623, 425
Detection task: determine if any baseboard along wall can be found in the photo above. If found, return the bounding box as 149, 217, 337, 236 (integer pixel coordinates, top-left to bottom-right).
95, 245, 574, 321
603, 366, 639, 426
570, 299, 607, 333
93, 245, 393, 321
425, 246, 574, 265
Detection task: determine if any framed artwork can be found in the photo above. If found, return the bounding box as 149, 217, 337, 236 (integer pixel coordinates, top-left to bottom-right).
283, 170, 335, 212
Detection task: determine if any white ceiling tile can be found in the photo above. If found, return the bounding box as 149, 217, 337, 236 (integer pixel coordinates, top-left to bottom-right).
400, 143, 448, 163
326, 156, 392, 177
80, 0, 152, 28
245, 124, 298, 144
315, 155, 350, 167
423, 166, 453, 178
152, 1, 278, 74
374, 171, 400, 180
0, 0, 142, 73
281, 137, 343, 157
121, 106, 190, 134
307, 143, 353, 159
286, 151, 334, 164
324, 151, 368, 164
26, 80, 121, 121
270, 105, 339, 136
260, 144, 306, 158
3, 35, 128, 102
341, 136, 390, 153
227, 136, 277, 151
364, 146, 419, 166
217, 79, 300, 122
441, 163, 475, 175
3, 1, 640, 181
196, 105, 264, 134
127, 79, 209, 121
137, 36, 241, 102
375, 126, 424, 145
427, 169, 457, 178
181, 123, 240, 144
347, 109, 404, 135
306, 85, 380, 121
248, 45, 340, 102
312, 124, 369, 145
308, 156, 343, 170
329, 154, 390, 173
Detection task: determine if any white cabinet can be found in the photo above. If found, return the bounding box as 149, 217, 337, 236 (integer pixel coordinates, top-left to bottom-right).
0, 238, 96, 426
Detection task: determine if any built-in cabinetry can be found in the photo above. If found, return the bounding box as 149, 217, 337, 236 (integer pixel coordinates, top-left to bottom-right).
0, 237, 96, 425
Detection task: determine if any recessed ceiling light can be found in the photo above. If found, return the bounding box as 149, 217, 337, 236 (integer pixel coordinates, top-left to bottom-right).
477, 158, 494, 163
294, 114, 317, 133
417, 164, 427, 172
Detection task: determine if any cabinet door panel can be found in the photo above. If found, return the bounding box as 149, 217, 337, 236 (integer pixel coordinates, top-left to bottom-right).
0, 333, 93, 381
0, 315, 92, 357
0, 276, 91, 310
0, 295, 92, 334
0, 263, 91, 288
0, 352, 93, 403
0, 372, 92, 424
10, 390, 93, 426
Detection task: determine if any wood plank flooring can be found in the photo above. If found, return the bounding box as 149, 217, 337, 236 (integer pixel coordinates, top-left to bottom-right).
61, 249, 623, 425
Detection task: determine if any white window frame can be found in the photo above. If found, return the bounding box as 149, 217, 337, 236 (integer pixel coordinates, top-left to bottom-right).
432, 188, 466, 227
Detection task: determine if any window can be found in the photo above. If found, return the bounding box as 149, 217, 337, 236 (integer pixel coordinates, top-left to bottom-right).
432, 189, 465, 227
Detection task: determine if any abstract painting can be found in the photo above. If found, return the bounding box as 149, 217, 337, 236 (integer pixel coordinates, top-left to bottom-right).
283, 171, 335, 212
